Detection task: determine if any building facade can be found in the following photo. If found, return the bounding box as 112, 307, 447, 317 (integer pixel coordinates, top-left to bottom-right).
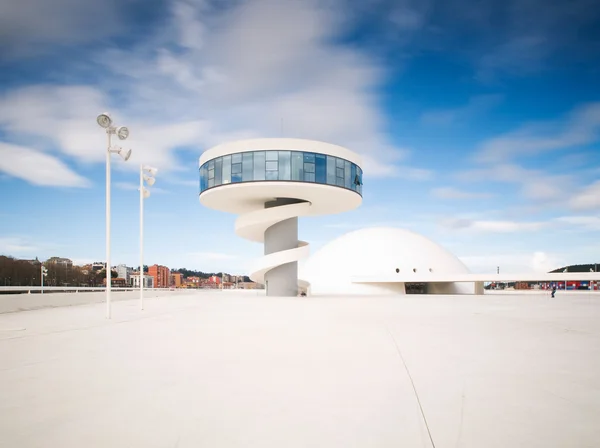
130, 273, 154, 289
148, 264, 170, 288
116, 264, 134, 284
46, 257, 73, 268
198, 138, 363, 297
170, 272, 183, 288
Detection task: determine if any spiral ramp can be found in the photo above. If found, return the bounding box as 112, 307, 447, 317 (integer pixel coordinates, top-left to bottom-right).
235, 201, 312, 295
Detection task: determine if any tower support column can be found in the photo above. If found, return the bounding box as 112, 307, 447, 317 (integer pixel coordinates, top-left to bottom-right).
263, 198, 303, 297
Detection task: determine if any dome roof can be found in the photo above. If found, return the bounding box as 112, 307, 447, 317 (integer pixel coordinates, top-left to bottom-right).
301, 227, 471, 295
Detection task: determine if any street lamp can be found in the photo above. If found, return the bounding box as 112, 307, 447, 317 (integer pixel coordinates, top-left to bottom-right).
41, 265, 48, 294
97, 112, 132, 319
139, 165, 158, 310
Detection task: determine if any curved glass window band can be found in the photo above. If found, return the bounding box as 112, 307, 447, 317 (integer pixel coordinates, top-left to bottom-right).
200, 150, 362, 195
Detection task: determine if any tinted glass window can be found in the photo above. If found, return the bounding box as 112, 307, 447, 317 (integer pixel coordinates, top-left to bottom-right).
303, 153, 315, 163
278, 151, 291, 180
304, 162, 315, 173
222, 155, 231, 184
214, 158, 222, 185
242, 152, 253, 181
199, 150, 362, 196
315, 154, 326, 183
326, 156, 336, 185
254, 151, 266, 181
291, 152, 303, 181
344, 160, 351, 189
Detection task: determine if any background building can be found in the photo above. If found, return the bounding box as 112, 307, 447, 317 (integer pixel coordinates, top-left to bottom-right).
116, 264, 134, 284
130, 273, 154, 289
170, 272, 183, 288
45, 257, 73, 268
149, 264, 170, 288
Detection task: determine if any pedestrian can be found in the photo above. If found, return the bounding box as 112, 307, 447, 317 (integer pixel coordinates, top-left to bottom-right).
551, 286, 556, 298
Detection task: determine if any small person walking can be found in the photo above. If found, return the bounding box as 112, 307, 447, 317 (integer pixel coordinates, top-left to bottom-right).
551, 286, 556, 298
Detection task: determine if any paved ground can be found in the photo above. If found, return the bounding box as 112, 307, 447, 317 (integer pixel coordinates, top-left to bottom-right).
1, 291, 599, 447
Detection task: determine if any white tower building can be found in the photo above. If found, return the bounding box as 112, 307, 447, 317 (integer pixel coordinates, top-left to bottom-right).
199, 138, 363, 297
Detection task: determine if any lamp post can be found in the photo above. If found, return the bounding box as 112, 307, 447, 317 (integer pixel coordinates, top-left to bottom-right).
139, 165, 158, 310
97, 112, 132, 319
41, 265, 48, 294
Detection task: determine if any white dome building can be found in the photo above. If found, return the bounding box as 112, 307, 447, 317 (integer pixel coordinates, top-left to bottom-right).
301, 227, 475, 295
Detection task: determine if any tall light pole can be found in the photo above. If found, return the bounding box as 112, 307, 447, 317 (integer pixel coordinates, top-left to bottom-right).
97, 112, 132, 319
139, 165, 158, 310
41, 265, 48, 294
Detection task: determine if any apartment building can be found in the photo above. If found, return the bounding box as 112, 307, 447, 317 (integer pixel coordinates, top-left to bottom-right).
148, 264, 170, 288
130, 273, 155, 288
170, 272, 183, 288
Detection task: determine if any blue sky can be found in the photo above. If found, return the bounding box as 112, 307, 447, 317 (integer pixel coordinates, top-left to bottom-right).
1, 0, 599, 275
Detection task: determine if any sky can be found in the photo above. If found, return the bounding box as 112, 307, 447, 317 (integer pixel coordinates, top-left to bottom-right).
0, 0, 599, 275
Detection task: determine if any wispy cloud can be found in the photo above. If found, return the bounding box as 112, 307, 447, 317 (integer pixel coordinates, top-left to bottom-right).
459, 251, 565, 274
439, 218, 547, 233
0, 237, 40, 255
0, 142, 90, 187
114, 182, 168, 194
569, 181, 600, 210
431, 186, 494, 199
555, 215, 600, 230
475, 102, 600, 163
0, 0, 426, 184
456, 163, 573, 203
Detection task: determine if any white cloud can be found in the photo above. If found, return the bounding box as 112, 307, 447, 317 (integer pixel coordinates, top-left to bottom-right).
439, 218, 546, 233
456, 163, 573, 203
114, 182, 168, 194
0, 142, 89, 187
431, 186, 493, 199
0, 237, 40, 255
0, 0, 418, 185
459, 251, 565, 274
475, 102, 600, 163
569, 181, 600, 210
555, 215, 600, 230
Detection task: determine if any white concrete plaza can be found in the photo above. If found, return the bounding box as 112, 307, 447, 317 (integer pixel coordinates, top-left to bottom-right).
1, 291, 600, 447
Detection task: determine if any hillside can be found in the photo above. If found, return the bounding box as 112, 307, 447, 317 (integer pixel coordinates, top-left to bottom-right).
550, 263, 599, 273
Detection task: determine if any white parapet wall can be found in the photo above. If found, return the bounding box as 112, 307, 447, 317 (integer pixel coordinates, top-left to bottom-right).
0, 288, 191, 314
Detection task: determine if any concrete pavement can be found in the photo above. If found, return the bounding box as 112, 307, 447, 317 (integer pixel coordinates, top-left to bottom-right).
1, 292, 599, 447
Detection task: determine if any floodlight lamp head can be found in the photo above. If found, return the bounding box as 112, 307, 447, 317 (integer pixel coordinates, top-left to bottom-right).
116, 126, 129, 140
120, 148, 132, 161
142, 188, 151, 199
143, 166, 158, 176
97, 112, 112, 128
144, 175, 156, 186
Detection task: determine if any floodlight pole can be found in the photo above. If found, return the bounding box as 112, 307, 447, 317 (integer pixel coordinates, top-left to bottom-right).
106, 130, 112, 319
140, 164, 145, 310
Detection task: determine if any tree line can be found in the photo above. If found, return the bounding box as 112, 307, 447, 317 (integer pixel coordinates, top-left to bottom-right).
0, 256, 116, 287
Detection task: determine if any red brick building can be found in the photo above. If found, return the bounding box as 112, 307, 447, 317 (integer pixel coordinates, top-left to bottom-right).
148, 264, 170, 288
